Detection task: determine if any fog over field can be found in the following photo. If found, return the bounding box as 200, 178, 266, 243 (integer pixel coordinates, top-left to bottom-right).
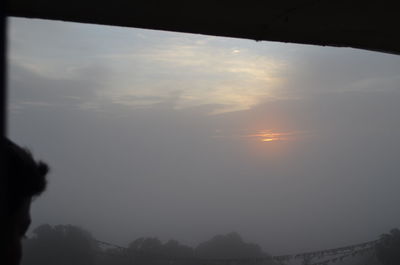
7, 17, 400, 256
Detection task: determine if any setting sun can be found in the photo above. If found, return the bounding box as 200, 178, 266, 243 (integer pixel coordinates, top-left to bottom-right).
261, 138, 276, 142
249, 131, 290, 142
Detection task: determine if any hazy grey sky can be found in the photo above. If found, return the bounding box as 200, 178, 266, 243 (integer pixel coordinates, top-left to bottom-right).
7, 17, 400, 255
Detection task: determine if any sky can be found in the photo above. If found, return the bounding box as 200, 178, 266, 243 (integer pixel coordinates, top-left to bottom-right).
6, 17, 400, 255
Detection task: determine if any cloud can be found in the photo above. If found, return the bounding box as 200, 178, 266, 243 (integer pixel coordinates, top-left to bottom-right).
9, 17, 292, 114
15, 45, 284, 114
276, 46, 400, 99
77, 39, 288, 113
8, 17, 400, 255
8, 55, 115, 112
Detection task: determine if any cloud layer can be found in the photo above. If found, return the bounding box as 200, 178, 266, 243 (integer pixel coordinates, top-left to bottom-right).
7, 17, 400, 254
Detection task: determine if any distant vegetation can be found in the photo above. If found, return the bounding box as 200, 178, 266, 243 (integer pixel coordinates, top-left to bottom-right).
375, 228, 400, 265
22, 224, 274, 265
22, 224, 399, 265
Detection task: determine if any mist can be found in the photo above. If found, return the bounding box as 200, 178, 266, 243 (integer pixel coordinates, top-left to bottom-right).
7, 17, 400, 258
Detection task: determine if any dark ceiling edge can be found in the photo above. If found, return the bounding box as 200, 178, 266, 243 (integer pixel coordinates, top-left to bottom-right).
5, 9, 400, 56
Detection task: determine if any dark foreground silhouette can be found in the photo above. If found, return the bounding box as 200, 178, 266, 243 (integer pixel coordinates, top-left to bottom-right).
3, 138, 49, 265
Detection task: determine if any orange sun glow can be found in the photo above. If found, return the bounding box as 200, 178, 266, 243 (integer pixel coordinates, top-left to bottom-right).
248, 131, 291, 142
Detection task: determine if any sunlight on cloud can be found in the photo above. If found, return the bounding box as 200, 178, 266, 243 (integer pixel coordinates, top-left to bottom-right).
104, 43, 287, 114
246, 130, 294, 142
213, 129, 310, 143
8, 18, 289, 114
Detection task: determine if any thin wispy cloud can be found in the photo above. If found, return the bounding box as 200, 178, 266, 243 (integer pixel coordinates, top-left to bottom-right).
92, 42, 288, 113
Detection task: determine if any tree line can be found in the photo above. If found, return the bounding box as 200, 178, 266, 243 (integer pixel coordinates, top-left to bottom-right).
22, 224, 400, 265
22, 224, 274, 265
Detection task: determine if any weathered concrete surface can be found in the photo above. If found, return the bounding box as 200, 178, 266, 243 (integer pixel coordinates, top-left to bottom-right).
5, 0, 400, 55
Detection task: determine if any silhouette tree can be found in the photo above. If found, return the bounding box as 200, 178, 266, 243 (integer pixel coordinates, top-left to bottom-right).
97, 247, 130, 265
129, 237, 163, 257
22, 226, 277, 265
21, 224, 97, 265
376, 228, 400, 265
127, 237, 195, 265
195, 232, 268, 259
162, 239, 194, 259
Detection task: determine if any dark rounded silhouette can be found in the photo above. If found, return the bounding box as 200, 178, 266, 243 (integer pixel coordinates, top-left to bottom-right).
3, 138, 49, 265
